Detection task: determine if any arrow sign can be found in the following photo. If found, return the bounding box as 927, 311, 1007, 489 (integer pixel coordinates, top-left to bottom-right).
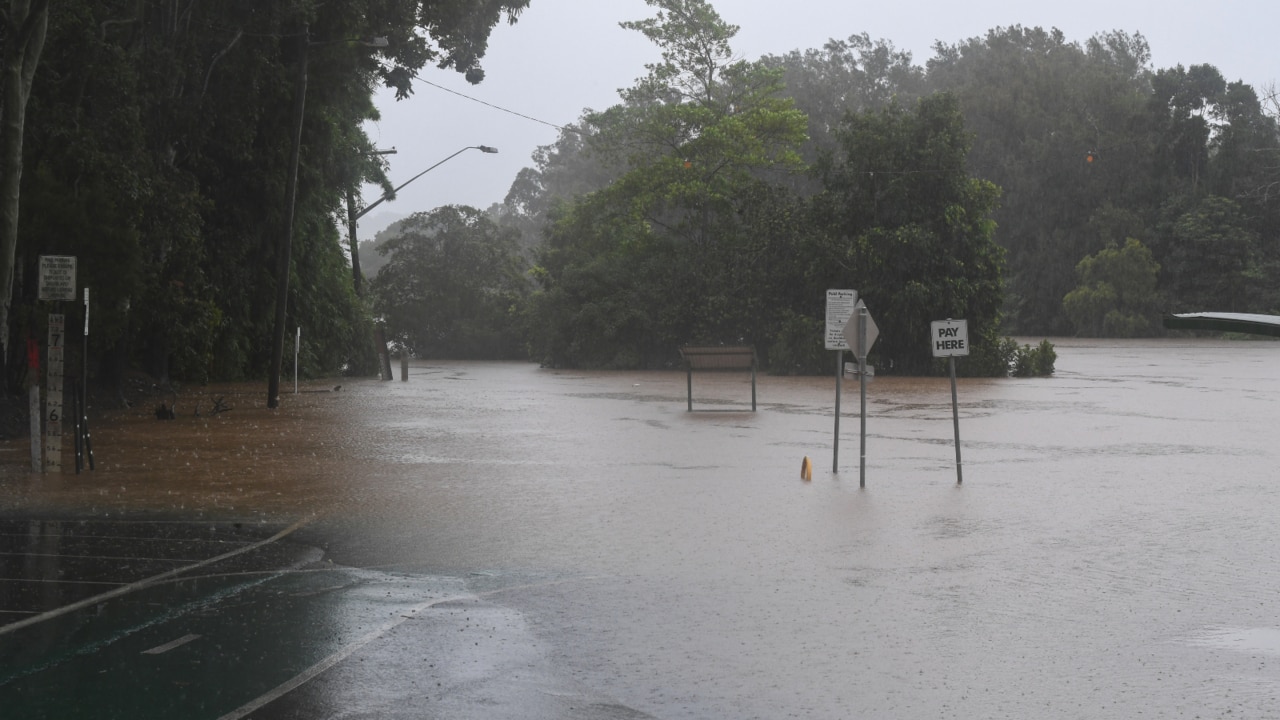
841, 300, 879, 360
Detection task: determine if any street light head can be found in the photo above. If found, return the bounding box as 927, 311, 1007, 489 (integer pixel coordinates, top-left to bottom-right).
477, 145, 499, 154
366, 36, 390, 48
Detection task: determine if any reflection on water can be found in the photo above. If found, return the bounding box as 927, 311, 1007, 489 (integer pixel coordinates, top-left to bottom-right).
1191, 627, 1280, 656
4, 339, 1280, 717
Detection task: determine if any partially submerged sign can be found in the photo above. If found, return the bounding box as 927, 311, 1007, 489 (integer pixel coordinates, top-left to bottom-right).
39, 256, 77, 302
931, 319, 969, 357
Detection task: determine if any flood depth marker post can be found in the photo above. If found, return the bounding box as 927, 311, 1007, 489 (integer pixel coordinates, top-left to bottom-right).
39, 256, 77, 474
825, 289, 858, 473
931, 319, 969, 484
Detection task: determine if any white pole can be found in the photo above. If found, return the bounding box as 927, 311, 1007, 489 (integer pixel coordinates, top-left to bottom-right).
294, 326, 300, 394
83, 287, 89, 404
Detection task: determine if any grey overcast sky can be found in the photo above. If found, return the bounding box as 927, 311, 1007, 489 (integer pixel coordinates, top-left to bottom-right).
356, 0, 1277, 237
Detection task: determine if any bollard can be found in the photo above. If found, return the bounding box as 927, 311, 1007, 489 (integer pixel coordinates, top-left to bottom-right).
400, 351, 408, 381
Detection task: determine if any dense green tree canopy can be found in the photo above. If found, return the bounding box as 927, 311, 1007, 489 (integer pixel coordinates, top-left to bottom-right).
526, 0, 810, 368
521, 3, 1010, 375
371, 205, 527, 358
8, 0, 1279, 394
925, 28, 1279, 330
812, 93, 1006, 374
10, 0, 527, 392
1063, 238, 1161, 336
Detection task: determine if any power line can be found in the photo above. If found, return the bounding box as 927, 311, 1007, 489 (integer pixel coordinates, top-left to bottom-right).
414, 74, 575, 133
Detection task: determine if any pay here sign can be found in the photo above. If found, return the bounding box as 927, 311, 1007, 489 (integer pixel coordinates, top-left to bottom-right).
931, 319, 969, 357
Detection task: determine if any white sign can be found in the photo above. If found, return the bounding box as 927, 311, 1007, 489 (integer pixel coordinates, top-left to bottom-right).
842, 300, 880, 360
931, 319, 970, 357
39, 256, 77, 302
825, 289, 858, 350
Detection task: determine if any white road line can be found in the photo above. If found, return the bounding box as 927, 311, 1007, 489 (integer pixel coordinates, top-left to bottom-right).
142, 633, 201, 655
0, 516, 315, 638
215, 594, 471, 720
1, 578, 122, 585
0, 552, 214, 562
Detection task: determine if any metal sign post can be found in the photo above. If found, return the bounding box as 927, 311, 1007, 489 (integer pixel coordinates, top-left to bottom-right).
859, 305, 868, 488
842, 300, 879, 487
82, 288, 89, 404
75, 288, 95, 473
826, 290, 857, 473
931, 319, 969, 484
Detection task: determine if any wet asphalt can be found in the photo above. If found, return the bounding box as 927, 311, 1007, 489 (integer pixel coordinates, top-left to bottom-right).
0, 517, 650, 719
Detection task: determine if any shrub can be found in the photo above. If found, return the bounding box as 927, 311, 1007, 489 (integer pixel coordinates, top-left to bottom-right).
1011, 339, 1056, 377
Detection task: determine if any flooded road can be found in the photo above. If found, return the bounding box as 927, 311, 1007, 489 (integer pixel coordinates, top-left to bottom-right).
4, 338, 1280, 718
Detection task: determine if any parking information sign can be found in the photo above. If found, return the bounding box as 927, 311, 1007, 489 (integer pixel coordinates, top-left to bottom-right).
931, 319, 970, 357
825, 289, 858, 350
39, 256, 77, 302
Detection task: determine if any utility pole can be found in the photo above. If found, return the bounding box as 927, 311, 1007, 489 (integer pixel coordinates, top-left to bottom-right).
267, 23, 309, 409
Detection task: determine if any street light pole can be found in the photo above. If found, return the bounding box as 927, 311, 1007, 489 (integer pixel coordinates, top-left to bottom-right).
353, 145, 498, 223
348, 148, 396, 299
347, 144, 498, 381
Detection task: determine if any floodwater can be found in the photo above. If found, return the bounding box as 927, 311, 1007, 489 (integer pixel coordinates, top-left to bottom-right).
5, 338, 1280, 718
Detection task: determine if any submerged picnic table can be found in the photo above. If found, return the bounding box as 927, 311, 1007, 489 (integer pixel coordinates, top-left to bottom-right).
679, 345, 757, 412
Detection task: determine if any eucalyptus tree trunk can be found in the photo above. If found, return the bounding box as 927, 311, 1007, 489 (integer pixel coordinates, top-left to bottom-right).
0, 0, 48, 372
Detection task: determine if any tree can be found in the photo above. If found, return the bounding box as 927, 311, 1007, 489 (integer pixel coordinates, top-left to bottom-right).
501, 120, 625, 256
0, 0, 48, 369
1063, 238, 1161, 336
762, 33, 925, 183
10, 0, 531, 396
1155, 195, 1259, 312
526, 0, 809, 368
371, 205, 527, 358
812, 93, 1005, 375
924, 26, 1157, 334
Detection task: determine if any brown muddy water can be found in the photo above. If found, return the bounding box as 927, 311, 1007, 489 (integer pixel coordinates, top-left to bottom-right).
4, 338, 1280, 718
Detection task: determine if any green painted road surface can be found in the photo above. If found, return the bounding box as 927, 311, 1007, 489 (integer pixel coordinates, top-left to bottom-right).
0, 518, 651, 720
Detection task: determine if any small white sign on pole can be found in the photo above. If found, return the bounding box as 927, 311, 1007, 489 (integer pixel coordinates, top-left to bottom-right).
825, 289, 858, 350
931, 319, 970, 357
827, 289, 857, 474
